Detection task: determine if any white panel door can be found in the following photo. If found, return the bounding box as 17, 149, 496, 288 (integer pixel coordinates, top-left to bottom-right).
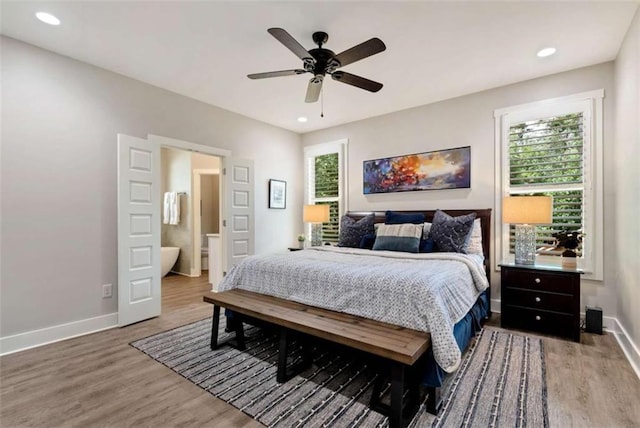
222, 158, 254, 279
117, 134, 161, 326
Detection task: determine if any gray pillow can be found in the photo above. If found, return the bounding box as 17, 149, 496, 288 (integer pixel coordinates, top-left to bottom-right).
338, 214, 375, 248
429, 210, 477, 253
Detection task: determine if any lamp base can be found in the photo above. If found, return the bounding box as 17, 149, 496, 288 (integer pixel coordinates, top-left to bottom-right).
310, 223, 323, 247
514, 224, 536, 265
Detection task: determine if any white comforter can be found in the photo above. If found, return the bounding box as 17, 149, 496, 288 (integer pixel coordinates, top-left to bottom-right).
218, 246, 489, 372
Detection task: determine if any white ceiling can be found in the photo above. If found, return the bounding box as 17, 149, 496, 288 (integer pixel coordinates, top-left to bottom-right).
1, 1, 637, 133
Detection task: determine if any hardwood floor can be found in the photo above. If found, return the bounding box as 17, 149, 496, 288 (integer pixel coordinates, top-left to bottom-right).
1, 275, 639, 427
1, 273, 262, 428
484, 316, 640, 427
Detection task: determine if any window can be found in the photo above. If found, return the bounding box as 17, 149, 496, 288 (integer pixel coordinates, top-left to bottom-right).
495, 90, 603, 279
304, 140, 348, 243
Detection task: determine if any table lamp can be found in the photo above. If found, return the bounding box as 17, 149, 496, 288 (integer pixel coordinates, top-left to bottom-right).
303, 204, 330, 247
503, 196, 553, 265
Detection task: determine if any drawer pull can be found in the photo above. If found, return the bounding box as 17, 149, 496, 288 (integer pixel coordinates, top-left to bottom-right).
535, 297, 541, 302
535, 315, 541, 321
534, 278, 541, 284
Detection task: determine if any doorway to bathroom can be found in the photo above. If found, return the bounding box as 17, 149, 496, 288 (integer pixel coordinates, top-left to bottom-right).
117, 133, 254, 327
193, 168, 220, 279
160, 148, 221, 280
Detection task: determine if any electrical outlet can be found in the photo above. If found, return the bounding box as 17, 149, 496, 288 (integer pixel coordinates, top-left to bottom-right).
102, 283, 113, 299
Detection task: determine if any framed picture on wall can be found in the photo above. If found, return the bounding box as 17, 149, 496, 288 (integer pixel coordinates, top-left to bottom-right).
268, 179, 287, 209
363, 146, 471, 194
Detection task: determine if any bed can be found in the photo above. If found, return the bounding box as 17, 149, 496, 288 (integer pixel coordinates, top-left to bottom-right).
218, 209, 492, 387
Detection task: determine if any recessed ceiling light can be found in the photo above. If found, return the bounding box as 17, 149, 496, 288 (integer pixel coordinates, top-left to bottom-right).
537, 47, 556, 58
297, 117, 308, 123
36, 12, 60, 26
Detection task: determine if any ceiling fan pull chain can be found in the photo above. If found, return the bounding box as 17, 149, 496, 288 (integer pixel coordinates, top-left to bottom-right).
320, 85, 324, 118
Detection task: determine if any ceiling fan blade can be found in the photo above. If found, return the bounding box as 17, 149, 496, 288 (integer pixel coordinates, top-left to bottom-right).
247, 69, 306, 79
267, 28, 314, 62
333, 38, 386, 67
305, 76, 324, 103
331, 71, 383, 92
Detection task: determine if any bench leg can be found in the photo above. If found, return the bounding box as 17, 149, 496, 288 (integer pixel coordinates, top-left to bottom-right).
210, 305, 221, 350
232, 314, 246, 351
390, 362, 406, 428
277, 328, 289, 383
277, 328, 313, 383
426, 386, 442, 415
369, 364, 386, 413
210, 305, 245, 351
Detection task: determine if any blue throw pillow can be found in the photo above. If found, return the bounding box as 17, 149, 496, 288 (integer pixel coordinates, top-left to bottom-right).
419, 238, 434, 253
338, 214, 375, 248
385, 210, 426, 224
359, 233, 377, 250
429, 210, 476, 253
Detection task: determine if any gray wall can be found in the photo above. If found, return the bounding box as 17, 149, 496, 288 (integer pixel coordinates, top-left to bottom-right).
0, 36, 303, 338
614, 10, 640, 357
302, 62, 617, 318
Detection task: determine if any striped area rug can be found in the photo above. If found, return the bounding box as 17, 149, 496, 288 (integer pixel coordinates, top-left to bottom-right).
429, 329, 549, 427
131, 319, 548, 428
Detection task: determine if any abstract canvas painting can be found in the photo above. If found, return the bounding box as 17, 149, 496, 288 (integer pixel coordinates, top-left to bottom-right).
363, 146, 471, 194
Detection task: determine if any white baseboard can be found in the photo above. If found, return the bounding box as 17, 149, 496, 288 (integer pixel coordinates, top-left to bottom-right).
612, 319, 640, 380
601, 315, 618, 332
169, 270, 199, 278
0, 313, 118, 356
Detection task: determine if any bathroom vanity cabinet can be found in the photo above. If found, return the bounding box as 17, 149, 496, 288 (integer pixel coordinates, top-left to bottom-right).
207, 234, 221, 290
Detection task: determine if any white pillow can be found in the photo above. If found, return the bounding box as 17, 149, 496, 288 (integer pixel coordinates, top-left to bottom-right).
422, 222, 432, 240
465, 218, 483, 256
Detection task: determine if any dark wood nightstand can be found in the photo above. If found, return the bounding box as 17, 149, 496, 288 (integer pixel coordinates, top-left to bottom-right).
500, 262, 583, 342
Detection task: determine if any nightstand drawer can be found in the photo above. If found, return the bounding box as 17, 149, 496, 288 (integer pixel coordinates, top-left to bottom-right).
503, 269, 576, 294
504, 288, 574, 314
502, 306, 577, 339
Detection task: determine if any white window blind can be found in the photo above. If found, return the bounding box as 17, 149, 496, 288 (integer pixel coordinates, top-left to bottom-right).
508, 113, 585, 252
304, 140, 347, 244
495, 90, 604, 279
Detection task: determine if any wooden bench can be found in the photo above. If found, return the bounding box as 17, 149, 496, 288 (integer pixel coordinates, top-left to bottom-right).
203, 289, 439, 427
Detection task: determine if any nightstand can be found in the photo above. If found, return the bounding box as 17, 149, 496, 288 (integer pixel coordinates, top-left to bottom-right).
500, 262, 583, 342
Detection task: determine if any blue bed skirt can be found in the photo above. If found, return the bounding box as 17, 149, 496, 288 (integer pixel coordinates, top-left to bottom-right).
420, 289, 490, 387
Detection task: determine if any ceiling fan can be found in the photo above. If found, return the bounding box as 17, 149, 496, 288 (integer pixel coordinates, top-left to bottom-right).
248, 28, 386, 103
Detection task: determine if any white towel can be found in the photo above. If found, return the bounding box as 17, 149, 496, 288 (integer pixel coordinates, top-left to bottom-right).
163, 192, 172, 224
169, 192, 180, 225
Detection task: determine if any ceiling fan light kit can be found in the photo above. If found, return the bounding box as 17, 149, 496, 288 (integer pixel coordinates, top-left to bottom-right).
248, 28, 386, 103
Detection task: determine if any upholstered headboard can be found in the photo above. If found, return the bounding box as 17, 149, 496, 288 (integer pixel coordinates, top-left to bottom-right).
345, 209, 492, 282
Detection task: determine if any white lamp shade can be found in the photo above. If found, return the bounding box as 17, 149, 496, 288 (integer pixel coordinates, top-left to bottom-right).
303, 204, 330, 223
503, 196, 553, 225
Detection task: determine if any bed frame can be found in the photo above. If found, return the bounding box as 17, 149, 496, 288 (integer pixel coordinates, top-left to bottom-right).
207, 208, 492, 427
